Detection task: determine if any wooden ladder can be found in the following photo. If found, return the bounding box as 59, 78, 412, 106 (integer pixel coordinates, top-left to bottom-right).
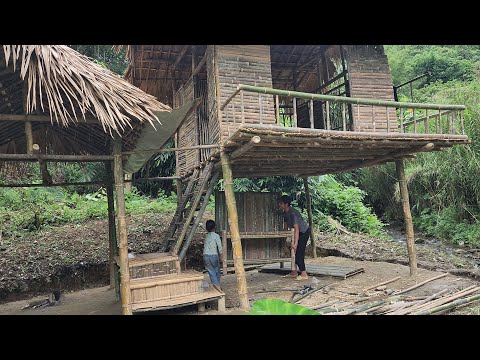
162, 161, 219, 260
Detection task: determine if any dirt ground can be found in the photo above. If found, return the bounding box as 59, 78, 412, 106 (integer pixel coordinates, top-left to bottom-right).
1, 255, 478, 315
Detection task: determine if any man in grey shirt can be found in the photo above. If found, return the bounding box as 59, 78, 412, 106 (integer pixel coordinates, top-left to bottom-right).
278, 195, 310, 280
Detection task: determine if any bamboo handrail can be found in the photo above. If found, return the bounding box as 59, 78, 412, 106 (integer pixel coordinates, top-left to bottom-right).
234, 84, 465, 111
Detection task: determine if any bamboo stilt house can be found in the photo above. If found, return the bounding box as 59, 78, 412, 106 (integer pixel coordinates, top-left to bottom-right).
119, 44, 471, 309
0, 45, 228, 315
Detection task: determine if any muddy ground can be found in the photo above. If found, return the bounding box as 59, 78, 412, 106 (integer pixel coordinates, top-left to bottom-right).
0, 211, 479, 314
1, 256, 478, 315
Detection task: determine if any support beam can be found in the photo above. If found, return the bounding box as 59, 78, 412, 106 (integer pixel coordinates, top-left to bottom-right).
395, 159, 417, 277
105, 160, 120, 299
0, 113, 99, 123
171, 45, 190, 72
25, 122, 33, 154
191, 52, 207, 78
113, 135, 132, 315
133, 176, 181, 183
230, 136, 261, 161
303, 177, 316, 258
0, 180, 110, 188
220, 151, 249, 310
0, 154, 114, 162
121, 144, 219, 155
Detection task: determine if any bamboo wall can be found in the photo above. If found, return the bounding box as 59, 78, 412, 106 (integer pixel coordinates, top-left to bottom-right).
206, 46, 221, 151
175, 79, 197, 175
211, 45, 276, 142
215, 191, 288, 260
345, 45, 398, 132
215, 191, 285, 232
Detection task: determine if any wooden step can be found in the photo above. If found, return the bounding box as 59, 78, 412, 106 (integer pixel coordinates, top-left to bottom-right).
128, 252, 180, 279
131, 287, 225, 312
130, 270, 207, 307
130, 271, 204, 289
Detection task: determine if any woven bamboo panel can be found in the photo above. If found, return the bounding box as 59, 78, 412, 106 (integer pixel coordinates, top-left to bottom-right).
215, 191, 285, 232
345, 45, 398, 132
206, 46, 220, 151
128, 252, 179, 279
225, 237, 287, 261
213, 45, 276, 142
176, 78, 198, 174
130, 271, 203, 304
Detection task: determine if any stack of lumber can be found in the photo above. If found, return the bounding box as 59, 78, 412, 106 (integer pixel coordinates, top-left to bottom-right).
307, 274, 480, 315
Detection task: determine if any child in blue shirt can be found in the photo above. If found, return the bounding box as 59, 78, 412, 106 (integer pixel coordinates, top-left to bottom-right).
203, 220, 223, 291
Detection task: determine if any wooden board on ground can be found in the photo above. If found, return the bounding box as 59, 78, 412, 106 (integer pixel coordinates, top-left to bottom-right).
131, 288, 225, 312
259, 262, 365, 279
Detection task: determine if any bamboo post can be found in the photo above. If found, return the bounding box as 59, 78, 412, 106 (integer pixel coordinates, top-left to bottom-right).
293, 97, 298, 127
113, 135, 132, 315
303, 177, 316, 258
222, 230, 227, 275
275, 95, 280, 125
309, 100, 314, 129
105, 160, 120, 299
326, 101, 330, 130
424, 109, 429, 134
240, 90, 245, 125
220, 151, 249, 309
395, 159, 417, 277
124, 173, 133, 192
25, 122, 33, 154
342, 103, 347, 131
386, 107, 390, 133
460, 110, 464, 135
290, 228, 296, 273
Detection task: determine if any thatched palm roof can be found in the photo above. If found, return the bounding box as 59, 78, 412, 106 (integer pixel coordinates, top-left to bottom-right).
0, 45, 171, 154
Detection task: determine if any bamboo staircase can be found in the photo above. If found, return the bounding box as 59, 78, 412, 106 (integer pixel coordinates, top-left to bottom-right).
162, 161, 220, 260
126, 161, 224, 313
128, 252, 225, 312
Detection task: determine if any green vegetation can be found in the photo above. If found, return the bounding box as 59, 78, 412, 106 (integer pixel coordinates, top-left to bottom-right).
0, 186, 177, 239
218, 175, 386, 237
352, 46, 480, 246
250, 298, 318, 315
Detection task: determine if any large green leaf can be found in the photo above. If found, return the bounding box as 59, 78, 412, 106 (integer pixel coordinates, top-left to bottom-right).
250, 299, 319, 315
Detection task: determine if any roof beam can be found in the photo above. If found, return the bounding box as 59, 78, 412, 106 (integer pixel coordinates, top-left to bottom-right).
0, 114, 100, 124
171, 45, 190, 71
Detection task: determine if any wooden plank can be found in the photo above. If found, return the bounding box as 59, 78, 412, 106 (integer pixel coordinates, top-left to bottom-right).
129, 253, 178, 267
130, 271, 204, 289
259, 262, 365, 279
131, 289, 225, 312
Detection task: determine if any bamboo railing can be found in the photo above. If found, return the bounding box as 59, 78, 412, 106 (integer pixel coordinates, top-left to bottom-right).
220, 84, 466, 135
